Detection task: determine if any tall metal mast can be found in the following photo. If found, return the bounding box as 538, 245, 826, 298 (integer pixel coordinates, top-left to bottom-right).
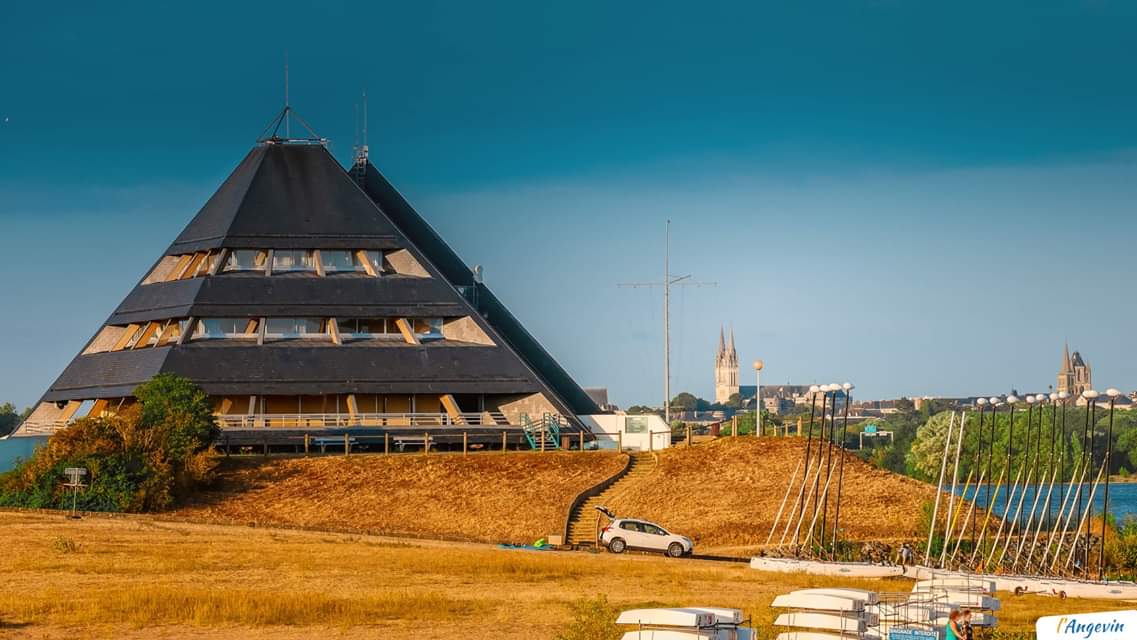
664, 220, 672, 425
618, 220, 714, 425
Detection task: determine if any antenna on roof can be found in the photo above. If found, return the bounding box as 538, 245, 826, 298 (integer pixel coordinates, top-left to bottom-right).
354, 90, 369, 165
255, 55, 327, 146
284, 52, 290, 138
353, 102, 360, 154
351, 89, 370, 185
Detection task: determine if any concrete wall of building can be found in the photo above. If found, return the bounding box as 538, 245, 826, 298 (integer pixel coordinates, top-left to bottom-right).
385, 249, 430, 277
442, 316, 495, 345
494, 392, 559, 424
580, 414, 670, 451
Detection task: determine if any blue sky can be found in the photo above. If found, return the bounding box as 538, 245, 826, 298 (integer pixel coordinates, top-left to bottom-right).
2, 1, 1136, 409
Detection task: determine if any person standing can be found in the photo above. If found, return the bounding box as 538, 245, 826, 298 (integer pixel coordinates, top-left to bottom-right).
960, 609, 974, 640
945, 610, 964, 640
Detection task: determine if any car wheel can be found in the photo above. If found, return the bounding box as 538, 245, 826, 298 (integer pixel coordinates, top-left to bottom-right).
666, 542, 685, 558
608, 538, 626, 554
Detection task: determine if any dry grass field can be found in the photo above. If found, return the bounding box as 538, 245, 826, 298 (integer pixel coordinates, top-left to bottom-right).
169, 437, 935, 555
0, 511, 1115, 639
173, 450, 626, 543
599, 437, 936, 554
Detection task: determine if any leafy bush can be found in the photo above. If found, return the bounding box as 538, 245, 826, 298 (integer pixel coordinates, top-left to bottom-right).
53, 536, 79, 553
0, 374, 218, 512
1106, 515, 1137, 579
556, 595, 621, 640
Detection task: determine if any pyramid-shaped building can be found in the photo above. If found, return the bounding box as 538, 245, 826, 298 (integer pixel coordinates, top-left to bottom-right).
17, 124, 600, 447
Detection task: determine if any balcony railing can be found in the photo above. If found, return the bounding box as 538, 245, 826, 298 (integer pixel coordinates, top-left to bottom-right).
215, 412, 510, 429
12, 420, 68, 436
13, 412, 512, 436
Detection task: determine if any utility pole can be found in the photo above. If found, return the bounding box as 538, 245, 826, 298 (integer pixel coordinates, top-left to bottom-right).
618, 220, 715, 425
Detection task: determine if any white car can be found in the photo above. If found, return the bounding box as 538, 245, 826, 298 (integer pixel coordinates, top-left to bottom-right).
600, 518, 694, 557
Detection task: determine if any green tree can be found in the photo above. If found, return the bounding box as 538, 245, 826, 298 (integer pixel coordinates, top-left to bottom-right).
671, 392, 704, 411
0, 374, 218, 512
134, 372, 218, 463
906, 412, 957, 480
626, 405, 660, 416
0, 402, 22, 437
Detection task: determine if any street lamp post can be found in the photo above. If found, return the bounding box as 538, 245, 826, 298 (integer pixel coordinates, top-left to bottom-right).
753, 360, 764, 436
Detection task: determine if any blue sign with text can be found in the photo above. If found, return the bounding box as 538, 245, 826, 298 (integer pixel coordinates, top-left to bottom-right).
889, 629, 940, 640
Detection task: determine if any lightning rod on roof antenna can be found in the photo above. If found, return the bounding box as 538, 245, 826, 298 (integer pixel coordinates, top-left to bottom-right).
361, 90, 369, 162
284, 52, 290, 138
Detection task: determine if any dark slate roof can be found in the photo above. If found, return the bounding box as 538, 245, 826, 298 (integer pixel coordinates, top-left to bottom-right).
110, 275, 467, 325
40, 140, 599, 422
357, 161, 602, 416
43, 344, 540, 401
168, 144, 402, 254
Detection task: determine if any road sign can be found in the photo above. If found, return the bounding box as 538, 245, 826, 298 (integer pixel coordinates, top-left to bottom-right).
64, 467, 88, 487
889, 628, 939, 640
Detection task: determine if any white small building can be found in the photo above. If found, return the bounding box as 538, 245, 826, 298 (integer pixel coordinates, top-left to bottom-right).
580, 413, 671, 451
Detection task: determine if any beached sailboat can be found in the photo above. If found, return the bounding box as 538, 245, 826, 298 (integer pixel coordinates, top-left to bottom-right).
616, 607, 753, 640
751, 556, 904, 578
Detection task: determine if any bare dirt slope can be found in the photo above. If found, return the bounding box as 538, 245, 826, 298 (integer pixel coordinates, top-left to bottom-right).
174, 451, 626, 544
602, 437, 936, 553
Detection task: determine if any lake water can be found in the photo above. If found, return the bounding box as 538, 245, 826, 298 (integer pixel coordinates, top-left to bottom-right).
953, 482, 1137, 524
0, 436, 47, 472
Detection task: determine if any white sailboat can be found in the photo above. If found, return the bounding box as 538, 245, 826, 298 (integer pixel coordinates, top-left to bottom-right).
616, 607, 754, 640
774, 612, 866, 633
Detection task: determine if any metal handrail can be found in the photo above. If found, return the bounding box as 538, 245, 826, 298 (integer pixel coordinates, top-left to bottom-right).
215, 411, 509, 429
17, 411, 513, 435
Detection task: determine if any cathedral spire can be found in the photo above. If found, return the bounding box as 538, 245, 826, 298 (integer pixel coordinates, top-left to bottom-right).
1061, 342, 1072, 373
728, 325, 736, 356
718, 325, 725, 355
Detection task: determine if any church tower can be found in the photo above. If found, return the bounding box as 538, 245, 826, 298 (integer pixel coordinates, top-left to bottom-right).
714, 325, 739, 404
1058, 343, 1093, 397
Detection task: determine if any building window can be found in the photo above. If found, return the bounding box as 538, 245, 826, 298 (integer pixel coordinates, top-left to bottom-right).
223, 250, 268, 272
625, 416, 648, 434
264, 318, 326, 339
320, 250, 359, 273
413, 318, 443, 340
192, 318, 256, 340
272, 250, 316, 272
362, 250, 382, 274
320, 250, 382, 274
336, 318, 400, 340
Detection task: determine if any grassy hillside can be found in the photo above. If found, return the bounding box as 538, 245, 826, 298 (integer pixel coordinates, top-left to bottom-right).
0, 511, 1083, 639
603, 437, 936, 553
172, 437, 936, 554
174, 451, 626, 544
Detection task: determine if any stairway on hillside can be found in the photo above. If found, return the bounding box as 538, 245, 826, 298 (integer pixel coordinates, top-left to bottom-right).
566, 451, 656, 547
